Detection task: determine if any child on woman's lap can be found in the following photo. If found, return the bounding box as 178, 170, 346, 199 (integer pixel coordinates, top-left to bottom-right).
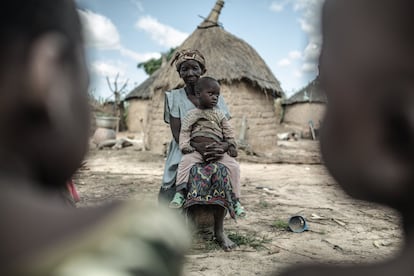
169, 77, 245, 216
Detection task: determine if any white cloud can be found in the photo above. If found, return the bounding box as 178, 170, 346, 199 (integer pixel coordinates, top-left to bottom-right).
78, 9, 121, 49
298, 18, 315, 34
79, 9, 160, 64
90, 61, 127, 79
275, 0, 324, 75
278, 58, 291, 67
294, 0, 324, 64
270, 2, 285, 12
119, 47, 160, 62
270, 1, 324, 92
303, 42, 320, 62
277, 50, 302, 69
269, 0, 291, 12
288, 50, 302, 60
135, 15, 189, 48
301, 62, 318, 73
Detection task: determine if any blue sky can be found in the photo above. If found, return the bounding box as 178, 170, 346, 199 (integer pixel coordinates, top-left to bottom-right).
75, 0, 324, 100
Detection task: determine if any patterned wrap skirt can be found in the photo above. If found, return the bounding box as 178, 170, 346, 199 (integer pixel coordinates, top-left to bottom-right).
183, 162, 236, 219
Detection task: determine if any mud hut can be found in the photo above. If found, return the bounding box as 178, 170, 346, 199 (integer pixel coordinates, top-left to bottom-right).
125, 69, 161, 141
127, 0, 283, 154
282, 77, 326, 133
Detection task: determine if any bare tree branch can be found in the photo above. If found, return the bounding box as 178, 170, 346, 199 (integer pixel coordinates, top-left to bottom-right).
103, 72, 129, 133
105, 73, 129, 101
106, 76, 114, 92
119, 79, 129, 94
114, 73, 119, 92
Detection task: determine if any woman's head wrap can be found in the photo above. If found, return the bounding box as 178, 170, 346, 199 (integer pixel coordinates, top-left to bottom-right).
170, 49, 206, 71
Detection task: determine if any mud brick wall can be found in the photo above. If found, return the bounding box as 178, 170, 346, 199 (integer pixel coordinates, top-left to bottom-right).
126, 99, 150, 135
147, 82, 279, 155
220, 82, 279, 153
147, 89, 173, 154
283, 102, 326, 131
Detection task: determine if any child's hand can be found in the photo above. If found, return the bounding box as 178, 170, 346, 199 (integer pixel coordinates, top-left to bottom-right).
182, 147, 195, 154
228, 145, 238, 157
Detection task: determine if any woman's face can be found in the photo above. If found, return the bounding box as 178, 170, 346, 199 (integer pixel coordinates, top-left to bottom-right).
178, 60, 205, 85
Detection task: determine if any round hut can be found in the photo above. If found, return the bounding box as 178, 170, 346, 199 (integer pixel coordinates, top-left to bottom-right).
125, 68, 161, 142
282, 77, 327, 134
127, 0, 283, 154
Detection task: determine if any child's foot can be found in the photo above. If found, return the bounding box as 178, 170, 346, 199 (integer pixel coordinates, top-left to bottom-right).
234, 200, 246, 217
169, 192, 185, 209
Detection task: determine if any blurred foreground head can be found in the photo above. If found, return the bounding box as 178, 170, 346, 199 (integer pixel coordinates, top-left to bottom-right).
0, 0, 90, 188
319, 0, 414, 212
0, 4, 192, 276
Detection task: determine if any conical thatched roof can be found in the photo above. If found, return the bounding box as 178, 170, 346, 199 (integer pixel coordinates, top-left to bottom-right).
283, 77, 326, 105
131, 0, 282, 98
125, 69, 160, 100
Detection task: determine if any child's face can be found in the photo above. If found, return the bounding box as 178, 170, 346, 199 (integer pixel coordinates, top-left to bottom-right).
1, 40, 90, 187
35, 44, 90, 186
197, 81, 220, 109
0, 1, 90, 187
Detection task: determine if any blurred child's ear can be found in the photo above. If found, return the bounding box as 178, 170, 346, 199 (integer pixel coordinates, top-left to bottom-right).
26, 33, 69, 124
28, 33, 66, 102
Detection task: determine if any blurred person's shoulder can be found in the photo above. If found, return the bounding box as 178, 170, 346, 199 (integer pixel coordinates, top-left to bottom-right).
1, 189, 190, 276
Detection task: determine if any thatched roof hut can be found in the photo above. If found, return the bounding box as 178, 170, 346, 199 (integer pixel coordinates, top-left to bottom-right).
282, 77, 326, 133
127, 0, 283, 154
125, 70, 159, 101
124, 66, 164, 137
151, 1, 282, 96
125, 55, 167, 101
283, 77, 326, 105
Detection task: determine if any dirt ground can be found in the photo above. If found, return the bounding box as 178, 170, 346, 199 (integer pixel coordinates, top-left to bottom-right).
75, 138, 403, 276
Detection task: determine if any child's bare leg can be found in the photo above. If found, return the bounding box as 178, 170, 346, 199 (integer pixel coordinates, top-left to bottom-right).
213, 206, 236, 251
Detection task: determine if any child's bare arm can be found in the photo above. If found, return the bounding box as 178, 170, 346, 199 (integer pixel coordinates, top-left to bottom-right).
227, 145, 238, 157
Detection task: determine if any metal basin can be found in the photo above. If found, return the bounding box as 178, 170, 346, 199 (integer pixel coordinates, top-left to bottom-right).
95, 116, 118, 129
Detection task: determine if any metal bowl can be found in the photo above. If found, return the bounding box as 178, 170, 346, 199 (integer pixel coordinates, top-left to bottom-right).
95, 116, 119, 129
288, 215, 308, 233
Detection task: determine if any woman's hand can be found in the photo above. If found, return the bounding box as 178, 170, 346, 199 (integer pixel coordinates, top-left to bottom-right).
191, 141, 229, 162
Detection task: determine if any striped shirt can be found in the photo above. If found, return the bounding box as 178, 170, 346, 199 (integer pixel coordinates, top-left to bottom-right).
179, 107, 236, 152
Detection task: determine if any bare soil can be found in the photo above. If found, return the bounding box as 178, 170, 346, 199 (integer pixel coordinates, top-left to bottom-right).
76, 139, 403, 276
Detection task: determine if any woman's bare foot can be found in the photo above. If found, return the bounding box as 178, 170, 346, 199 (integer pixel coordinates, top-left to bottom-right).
213, 206, 236, 251
215, 231, 236, 251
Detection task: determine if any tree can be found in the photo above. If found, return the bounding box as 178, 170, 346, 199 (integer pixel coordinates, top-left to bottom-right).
137, 47, 177, 76
106, 73, 129, 132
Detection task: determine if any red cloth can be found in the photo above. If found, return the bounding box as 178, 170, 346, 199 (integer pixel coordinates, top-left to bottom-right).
66, 179, 80, 202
